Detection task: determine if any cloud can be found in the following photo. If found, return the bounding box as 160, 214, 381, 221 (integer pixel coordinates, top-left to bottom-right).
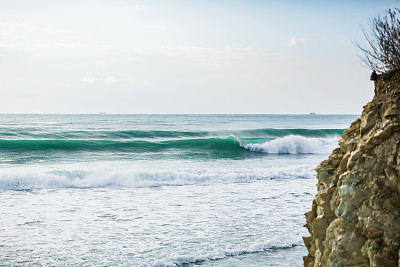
120, 5, 147, 12
81, 76, 136, 86
0, 41, 286, 63
288, 37, 317, 46
0, 21, 76, 40
104, 76, 118, 84
82, 76, 97, 83
129, 24, 168, 30
124, 78, 136, 86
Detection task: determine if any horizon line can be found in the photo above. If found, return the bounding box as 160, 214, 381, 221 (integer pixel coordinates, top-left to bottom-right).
0, 113, 360, 116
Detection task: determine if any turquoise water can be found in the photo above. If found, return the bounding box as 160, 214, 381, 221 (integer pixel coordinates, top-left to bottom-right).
0, 114, 357, 266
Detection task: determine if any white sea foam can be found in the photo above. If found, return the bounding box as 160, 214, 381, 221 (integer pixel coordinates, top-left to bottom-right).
0, 164, 315, 190
244, 135, 339, 154
0, 177, 315, 266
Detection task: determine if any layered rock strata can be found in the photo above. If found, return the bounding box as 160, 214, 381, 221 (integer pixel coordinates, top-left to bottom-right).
304, 69, 400, 267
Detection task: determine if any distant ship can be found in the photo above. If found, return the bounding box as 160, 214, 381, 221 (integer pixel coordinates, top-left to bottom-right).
309, 112, 316, 115
99, 112, 107, 115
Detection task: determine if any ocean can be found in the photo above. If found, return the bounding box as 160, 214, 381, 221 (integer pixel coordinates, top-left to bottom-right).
0, 114, 357, 266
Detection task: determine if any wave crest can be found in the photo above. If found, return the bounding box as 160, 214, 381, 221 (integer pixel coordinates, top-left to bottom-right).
244, 135, 338, 154
0, 165, 315, 191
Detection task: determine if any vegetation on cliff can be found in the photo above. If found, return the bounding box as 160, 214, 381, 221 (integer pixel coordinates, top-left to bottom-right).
356, 8, 400, 74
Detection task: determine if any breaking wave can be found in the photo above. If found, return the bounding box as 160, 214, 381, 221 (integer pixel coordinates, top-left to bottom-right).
0, 135, 339, 155
244, 135, 339, 154
0, 165, 315, 191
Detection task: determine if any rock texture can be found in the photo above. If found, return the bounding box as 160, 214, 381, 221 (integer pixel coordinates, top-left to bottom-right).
304, 69, 400, 267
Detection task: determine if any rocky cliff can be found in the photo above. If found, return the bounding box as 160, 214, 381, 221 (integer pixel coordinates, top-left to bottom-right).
304, 69, 400, 267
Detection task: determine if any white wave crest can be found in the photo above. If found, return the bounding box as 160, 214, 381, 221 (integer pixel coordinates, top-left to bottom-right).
0, 164, 315, 190
244, 135, 338, 154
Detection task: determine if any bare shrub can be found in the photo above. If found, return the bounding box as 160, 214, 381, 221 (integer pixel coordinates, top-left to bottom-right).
355, 8, 400, 74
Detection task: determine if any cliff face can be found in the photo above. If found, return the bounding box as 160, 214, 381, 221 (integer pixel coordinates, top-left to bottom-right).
304, 69, 400, 267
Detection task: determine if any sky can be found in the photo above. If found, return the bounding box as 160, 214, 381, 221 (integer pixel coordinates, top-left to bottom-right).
0, 0, 399, 114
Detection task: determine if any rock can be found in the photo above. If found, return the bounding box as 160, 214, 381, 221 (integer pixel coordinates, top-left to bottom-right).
304, 69, 400, 266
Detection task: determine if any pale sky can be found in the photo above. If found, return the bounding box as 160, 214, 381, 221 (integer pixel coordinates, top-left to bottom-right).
0, 0, 399, 114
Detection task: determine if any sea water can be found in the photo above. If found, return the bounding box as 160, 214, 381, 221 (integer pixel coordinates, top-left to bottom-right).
0, 114, 357, 266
